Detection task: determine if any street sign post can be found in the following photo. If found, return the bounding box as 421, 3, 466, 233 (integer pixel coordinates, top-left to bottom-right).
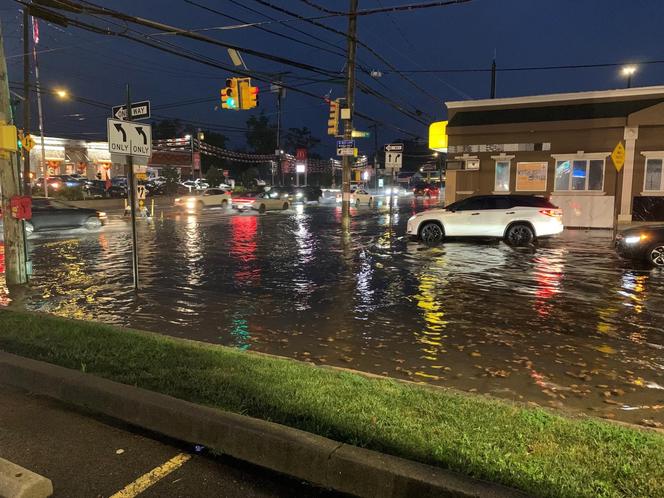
337, 139, 355, 156
611, 141, 626, 240
107, 119, 152, 157
385, 143, 403, 171
112, 100, 151, 121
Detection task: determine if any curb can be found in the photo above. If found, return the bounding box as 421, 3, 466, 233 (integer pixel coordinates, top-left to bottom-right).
0, 457, 53, 498
0, 351, 527, 498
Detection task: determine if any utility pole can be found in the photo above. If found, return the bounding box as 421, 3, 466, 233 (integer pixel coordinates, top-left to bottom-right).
32, 18, 47, 197
275, 78, 284, 185
371, 122, 378, 191
490, 57, 497, 99
22, 8, 30, 194
0, 22, 28, 285
125, 84, 139, 291
341, 0, 358, 227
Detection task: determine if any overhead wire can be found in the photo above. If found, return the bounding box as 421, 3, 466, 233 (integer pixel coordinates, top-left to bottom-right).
19, 0, 424, 136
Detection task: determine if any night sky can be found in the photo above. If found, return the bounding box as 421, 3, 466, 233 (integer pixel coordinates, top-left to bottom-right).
2, 0, 664, 157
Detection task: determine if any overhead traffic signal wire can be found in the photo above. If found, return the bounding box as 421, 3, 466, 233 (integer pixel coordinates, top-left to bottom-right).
24, 0, 430, 130
30, 0, 344, 79
17, 5, 423, 138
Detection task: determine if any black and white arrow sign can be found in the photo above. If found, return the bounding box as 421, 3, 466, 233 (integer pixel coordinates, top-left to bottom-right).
107, 118, 152, 157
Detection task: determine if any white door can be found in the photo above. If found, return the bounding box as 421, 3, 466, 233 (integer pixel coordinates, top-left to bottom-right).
442, 197, 487, 236
476, 197, 514, 237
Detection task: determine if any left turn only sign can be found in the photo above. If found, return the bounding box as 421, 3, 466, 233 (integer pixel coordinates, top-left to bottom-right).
107, 118, 152, 157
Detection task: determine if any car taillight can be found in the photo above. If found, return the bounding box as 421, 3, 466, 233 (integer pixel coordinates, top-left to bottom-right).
539, 209, 562, 217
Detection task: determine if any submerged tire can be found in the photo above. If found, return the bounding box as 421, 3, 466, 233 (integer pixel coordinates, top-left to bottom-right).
419, 222, 444, 244
505, 223, 535, 246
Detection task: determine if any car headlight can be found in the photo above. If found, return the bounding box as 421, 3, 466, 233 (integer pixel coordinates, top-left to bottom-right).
624, 234, 648, 244
296, 192, 303, 198
174, 198, 181, 202
97, 211, 107, 219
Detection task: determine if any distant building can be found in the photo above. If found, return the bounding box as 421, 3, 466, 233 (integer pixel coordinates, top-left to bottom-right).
28, 136, 119, 180
440, 86, 664, 228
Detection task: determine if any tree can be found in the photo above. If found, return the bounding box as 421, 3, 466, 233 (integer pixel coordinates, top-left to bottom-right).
205, 166, 224, 188
152, 119, 185, 140
161, 167, 180, 194
284, 126, 320, 157
246, 113, 277, 155
241, 166, 260, 187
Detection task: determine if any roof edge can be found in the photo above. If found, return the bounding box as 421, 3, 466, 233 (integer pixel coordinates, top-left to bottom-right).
446, 85, 664, 109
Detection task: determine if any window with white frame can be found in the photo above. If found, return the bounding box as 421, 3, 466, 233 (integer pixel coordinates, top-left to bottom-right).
494, 160, 510, 192
554, 159, 605, 191
644, 158, 664, 192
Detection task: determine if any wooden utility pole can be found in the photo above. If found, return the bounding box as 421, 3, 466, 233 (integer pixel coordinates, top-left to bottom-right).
0, 23, 28, 285
341, 0, 358, 228
22, 8, 31, 194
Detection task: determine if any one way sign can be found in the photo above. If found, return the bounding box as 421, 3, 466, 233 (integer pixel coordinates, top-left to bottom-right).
107, 118, 152, 157
112, 100, 151, 120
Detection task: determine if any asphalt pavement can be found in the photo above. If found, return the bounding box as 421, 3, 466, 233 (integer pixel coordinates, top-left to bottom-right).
0, 384, 344, 498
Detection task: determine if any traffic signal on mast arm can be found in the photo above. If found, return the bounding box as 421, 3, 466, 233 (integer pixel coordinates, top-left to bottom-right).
238, 78, 259, 110
221, 78, 238, 110
327, 98, 340, 136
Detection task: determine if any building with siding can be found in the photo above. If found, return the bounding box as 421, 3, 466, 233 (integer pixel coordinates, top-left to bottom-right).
441, 86, 664, 228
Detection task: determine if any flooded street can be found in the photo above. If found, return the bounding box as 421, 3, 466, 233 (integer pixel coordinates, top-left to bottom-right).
2, 198, 663, 426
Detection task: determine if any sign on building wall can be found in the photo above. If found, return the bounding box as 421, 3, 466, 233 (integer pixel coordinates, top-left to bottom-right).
516, 162, 548, 191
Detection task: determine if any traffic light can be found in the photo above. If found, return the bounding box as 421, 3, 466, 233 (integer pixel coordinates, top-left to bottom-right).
221, 78, 238, 110
238, 78, 259, 110
327, 99, 340, 136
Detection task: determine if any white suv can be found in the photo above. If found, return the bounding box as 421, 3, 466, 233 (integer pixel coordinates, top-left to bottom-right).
407, 195, 564, 246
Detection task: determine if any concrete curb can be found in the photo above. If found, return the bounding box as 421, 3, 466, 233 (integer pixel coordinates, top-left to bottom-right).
0, 351, 527, 498
0, 458, 53, 498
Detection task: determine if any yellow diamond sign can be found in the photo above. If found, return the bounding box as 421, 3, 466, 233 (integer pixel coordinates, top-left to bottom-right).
611, 142, 625, 172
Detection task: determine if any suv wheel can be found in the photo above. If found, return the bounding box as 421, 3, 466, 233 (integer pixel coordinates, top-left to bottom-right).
505, 223, 535, 246
648, 244, 664, 267
419, 222, 444, 244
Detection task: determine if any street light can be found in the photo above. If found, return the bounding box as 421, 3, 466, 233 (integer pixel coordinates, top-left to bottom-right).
622, 66, 637, 88
54, 88, 68, 99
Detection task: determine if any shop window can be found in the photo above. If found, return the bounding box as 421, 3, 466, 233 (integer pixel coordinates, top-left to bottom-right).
644, 158, 664, 191
494, 161, 510, 192
555, 159, 604, 191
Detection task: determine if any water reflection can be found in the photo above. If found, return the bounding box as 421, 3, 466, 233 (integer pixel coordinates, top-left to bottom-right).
1, 202, 663, 425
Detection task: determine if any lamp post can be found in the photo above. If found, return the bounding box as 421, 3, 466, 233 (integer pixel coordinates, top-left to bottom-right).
622, 65, 636, 88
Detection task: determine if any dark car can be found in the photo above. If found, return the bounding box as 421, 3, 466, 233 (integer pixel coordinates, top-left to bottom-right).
293, 185, 323, 202
413, 183, 440, 198
83, 180, 127, 199
615, 225, 664, 267
25, 198, 107, 235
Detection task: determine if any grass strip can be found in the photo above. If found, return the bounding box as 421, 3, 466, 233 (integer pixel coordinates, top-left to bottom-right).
0, 310, 662, 498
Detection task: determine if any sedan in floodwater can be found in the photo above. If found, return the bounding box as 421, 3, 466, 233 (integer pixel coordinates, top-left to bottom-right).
233, 192, 290, 213
174, 188, 232, 210
23, 198, 107, 235
407, 195, 563, 246
615, 225, 664, 267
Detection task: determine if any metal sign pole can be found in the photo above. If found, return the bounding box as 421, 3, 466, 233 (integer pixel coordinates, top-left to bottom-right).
126, 84, 139, 291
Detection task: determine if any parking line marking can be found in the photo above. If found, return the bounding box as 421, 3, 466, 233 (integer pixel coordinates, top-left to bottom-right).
109, 453, 191, 498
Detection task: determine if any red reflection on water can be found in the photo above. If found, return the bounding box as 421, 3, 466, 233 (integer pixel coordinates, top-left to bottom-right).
231, 215, 259, 285
0, 243, 4, 274
533, 256, 562, 317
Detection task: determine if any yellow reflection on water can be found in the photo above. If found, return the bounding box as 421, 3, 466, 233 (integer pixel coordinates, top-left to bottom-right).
412, 269, 448, 381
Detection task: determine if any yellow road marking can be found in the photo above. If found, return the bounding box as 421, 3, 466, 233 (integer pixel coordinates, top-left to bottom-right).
110, 453, 191, 498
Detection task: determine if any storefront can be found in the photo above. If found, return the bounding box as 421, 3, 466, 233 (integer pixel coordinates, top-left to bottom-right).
437, 86, 664, 227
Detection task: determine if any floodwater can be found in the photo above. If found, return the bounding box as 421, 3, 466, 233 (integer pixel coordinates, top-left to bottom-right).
1, 197, 663, 426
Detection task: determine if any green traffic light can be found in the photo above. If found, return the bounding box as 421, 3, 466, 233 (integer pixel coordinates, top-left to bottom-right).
228, 98, 236, 108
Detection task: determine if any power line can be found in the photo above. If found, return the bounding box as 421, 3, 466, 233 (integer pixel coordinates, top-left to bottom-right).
297, 0, 472, 16
182, 0, 348, 61
250, 0, 441, 106
182, 0, 430, 121
382, 59, 664, 73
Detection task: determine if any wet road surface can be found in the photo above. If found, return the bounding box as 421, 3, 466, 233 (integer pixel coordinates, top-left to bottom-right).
2, 197, 663, 426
